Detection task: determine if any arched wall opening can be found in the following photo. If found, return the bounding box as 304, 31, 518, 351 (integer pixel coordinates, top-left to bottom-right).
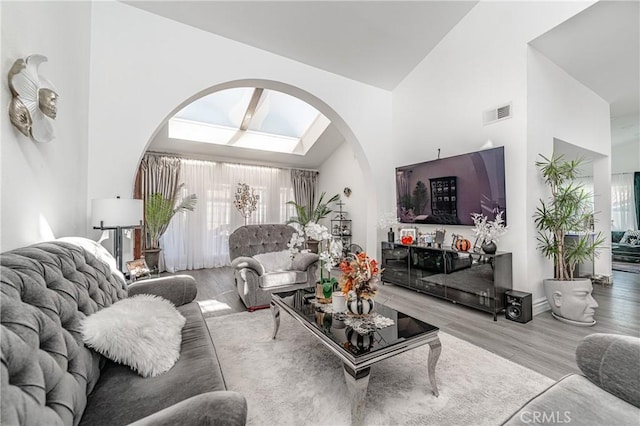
132, 78, 376, 261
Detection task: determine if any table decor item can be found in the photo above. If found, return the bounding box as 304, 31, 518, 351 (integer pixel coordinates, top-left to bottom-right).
332, 291, 347, 313
339, 252, 381, 316
471, 210, 507, 253
401, 235, 414, 245
289, 221, 342, 296
452, 234, 472, 252
344, 326, 375, 355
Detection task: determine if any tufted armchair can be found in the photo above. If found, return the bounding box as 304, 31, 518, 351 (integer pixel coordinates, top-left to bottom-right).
229, 224, 319, 311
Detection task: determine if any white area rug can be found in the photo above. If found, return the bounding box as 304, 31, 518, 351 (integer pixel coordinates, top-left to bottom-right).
207, 310, 553, 426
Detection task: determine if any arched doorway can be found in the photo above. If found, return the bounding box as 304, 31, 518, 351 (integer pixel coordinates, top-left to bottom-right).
133, 80, 374, 267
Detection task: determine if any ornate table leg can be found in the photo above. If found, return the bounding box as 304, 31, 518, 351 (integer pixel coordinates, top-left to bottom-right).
270, 301, 280, 339
343, 365, 370, 426
427, 338, 442, 397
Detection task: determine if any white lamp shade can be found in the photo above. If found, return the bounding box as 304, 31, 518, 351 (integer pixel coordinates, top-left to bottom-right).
91, 198, 143, 228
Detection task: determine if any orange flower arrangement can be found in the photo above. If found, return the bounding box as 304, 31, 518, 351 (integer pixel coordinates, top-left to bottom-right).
339, 252, 381, 299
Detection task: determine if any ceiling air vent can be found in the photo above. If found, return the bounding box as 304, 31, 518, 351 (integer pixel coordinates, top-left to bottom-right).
483, 103, 512, 125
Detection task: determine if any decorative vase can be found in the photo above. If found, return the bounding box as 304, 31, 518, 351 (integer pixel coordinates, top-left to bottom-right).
388, 228, 395, 243
143, 248, 161, 271
345, 326, 374, 355
322, 282, 334, 299
543, 278, 598, 326
481, 241, 497, 254
315, 283, 332, 302
347, 295, 375, 316
307, 239, 319, 254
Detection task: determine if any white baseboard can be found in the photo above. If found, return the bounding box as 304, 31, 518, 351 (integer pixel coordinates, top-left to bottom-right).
533, 297, 550, 316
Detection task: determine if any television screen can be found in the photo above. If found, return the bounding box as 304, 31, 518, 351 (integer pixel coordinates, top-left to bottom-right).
396, 146, 507, 226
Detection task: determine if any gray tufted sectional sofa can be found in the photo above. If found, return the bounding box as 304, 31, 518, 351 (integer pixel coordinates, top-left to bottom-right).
0, 239, 247, 425
229, 224, 319, 311
503, 333, 640, 425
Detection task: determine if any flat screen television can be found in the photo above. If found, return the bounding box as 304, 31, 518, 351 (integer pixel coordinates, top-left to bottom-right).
396, 146, 507, 226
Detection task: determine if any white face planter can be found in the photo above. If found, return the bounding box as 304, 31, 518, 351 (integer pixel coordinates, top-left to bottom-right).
544, 278, 599, 326
8, 55, 58, 143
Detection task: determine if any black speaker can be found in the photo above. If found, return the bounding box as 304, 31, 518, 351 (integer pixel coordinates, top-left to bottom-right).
505, 290, 532, 323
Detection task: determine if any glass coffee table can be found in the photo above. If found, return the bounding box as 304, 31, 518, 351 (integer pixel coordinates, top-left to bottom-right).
270, 289, 441, 426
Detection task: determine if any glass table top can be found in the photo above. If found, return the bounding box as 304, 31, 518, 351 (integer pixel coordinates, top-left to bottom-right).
272, 289, 439, 360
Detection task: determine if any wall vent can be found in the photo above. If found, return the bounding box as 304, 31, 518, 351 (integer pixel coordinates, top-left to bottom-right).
483, 103, 512, 125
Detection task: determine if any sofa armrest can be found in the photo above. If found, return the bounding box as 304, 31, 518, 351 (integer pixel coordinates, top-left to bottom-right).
128, 275, 197, 306
291, 252, 319, 271
576, 333, 640, 408
128, 391, 247, 426
231, 256, 264, 275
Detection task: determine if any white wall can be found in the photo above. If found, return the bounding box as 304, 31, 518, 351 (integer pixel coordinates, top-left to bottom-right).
612, 140, 640, 174
1, 1, 91, 251
392, 1, 594, 304
318, 141, 367, 251
87, 1, 391, 255
527, 47, 612, 299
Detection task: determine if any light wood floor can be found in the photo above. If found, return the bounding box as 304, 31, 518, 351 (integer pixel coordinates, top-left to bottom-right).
174, 267, 639, 381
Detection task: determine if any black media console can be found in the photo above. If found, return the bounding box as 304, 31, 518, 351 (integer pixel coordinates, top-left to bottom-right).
381, 242, 513, 321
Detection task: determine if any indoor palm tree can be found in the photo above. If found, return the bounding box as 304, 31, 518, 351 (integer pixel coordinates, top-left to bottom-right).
144, 184, 197, 268
533, 154, 604, 280
533, 153, 604, 325
286, 192, 340, 229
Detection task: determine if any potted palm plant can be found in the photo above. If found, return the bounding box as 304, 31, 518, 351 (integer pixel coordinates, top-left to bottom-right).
533, 154, 604, 326
286, 192, 340, 253
144, 185, 197, 270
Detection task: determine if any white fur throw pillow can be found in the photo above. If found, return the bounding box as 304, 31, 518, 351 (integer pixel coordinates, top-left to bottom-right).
81, 294, 186, 377
253, 250, 292, 273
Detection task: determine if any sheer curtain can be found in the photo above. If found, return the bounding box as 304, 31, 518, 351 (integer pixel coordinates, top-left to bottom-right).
611, 173, 638, 231
574, 176, 594, 213
162, 158, 295, 272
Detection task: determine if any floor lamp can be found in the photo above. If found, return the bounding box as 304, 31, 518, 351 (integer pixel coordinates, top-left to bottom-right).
91, 197, 143, 273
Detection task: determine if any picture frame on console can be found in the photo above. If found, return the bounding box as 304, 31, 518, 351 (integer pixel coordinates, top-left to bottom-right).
399, 228, 417, 241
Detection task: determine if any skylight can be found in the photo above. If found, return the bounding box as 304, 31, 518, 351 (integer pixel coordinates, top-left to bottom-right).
169, 87, 329, 155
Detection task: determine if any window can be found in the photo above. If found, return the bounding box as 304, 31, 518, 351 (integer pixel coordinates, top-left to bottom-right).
168, 87, 330, 155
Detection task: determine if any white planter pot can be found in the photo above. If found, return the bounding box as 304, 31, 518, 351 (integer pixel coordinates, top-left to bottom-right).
543, 278, 598, 326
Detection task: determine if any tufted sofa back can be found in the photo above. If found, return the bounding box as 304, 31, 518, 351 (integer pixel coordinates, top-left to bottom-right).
1, 240, 128, 425
229, 224, 295, 260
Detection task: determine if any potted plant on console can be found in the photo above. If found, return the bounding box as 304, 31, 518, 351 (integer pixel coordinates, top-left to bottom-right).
470, 211, 507, 254
144, 185, 197, 271
533, 154, 604, 326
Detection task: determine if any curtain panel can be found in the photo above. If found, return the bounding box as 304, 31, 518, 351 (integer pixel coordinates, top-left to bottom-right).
635, 172, 640, 229
291, 169, 318, 216
161, 158, 295, 272
139, 154, 182, 248
611, 173, 638, 231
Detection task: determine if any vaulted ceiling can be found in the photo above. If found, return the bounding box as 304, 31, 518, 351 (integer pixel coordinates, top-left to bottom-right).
127, 1, 638, 166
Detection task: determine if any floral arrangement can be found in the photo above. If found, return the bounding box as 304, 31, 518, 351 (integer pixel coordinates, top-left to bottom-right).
470, 211, 507, 244
287, 222, 332, 256
339, 252, 381, 299
288, 222, 343, 297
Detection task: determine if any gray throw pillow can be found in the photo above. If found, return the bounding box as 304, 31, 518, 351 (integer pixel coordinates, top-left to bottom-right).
253, 250, 292, 273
